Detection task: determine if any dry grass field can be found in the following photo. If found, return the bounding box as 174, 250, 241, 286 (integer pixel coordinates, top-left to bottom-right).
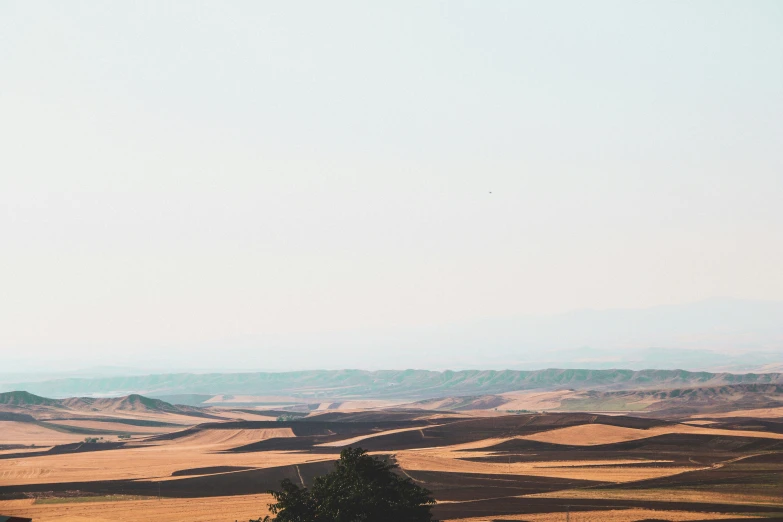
0, 444, 334, 485
527, 488, 783, 508
446, 509, 760, 522
0, 422, 90, 446
394, 451, 696, 482
2, 397, 783, 521
0, 494, 275, 522
496, 390, 586, 411
317, 424, 441, 447
154, 427, 296, 450
693, 407, 783, 419
45, 419, 174, 434
516, 422, 783, 446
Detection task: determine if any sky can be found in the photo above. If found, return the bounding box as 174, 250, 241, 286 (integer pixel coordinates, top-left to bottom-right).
1, 1, 782, 372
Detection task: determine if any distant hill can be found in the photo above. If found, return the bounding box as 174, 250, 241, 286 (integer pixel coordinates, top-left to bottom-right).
405, 383, 783, 417
60, 394, 197, 414
3, 368, 782, 400
0, 390, 64, 408
408, 395, 510, 411
145, 394, 215, 407
0, 391, 212, 418
564, 383, 783, 416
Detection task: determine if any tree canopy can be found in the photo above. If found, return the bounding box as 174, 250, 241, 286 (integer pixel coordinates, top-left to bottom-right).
265, 447, 437, 522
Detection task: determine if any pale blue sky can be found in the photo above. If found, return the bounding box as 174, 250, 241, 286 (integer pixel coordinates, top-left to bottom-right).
1, 1, 782, 371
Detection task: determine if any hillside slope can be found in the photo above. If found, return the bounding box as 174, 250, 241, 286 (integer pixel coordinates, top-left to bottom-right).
0, 391, 213, 418
0, 390, 64, 408
566, 383, 783, 416
407, 384, 783, 416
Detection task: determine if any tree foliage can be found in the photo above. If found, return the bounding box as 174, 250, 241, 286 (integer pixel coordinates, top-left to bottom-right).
266, 447, 436, 522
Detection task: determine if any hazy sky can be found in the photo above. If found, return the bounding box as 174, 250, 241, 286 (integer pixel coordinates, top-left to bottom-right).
1, 2, 782, 371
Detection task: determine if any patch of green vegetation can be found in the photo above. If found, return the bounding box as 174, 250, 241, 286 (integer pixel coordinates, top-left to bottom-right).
34, 494, 154, 504
266, 448, 435, 521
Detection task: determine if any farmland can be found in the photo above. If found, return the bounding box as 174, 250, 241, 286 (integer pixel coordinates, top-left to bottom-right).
1, 390, 783, 521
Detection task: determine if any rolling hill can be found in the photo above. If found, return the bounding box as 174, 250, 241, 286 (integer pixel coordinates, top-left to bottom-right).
406, 383, 783, 417
569, 383, 783, 416
0, 390, 64, 408
0, 391, 213, 418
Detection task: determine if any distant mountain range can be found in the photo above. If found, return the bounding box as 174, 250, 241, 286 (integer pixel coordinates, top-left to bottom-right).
3, 368, 783, 400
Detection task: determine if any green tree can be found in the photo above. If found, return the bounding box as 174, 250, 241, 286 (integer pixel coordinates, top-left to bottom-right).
266, 447, 436, 522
